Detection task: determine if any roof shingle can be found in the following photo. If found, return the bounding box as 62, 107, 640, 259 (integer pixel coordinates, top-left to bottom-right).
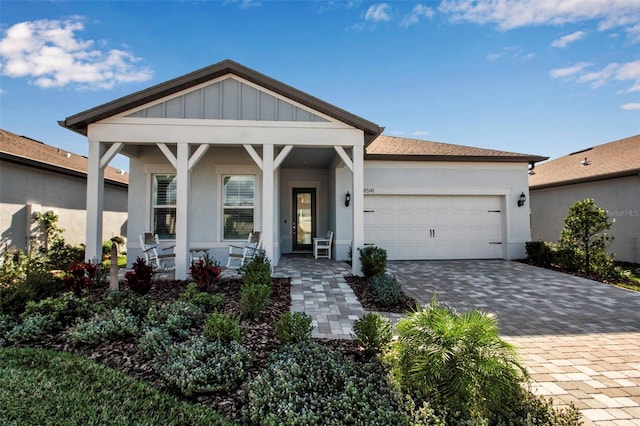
0, 129, 129, 185
529, 134, 640, 189
367, 135, 547, 162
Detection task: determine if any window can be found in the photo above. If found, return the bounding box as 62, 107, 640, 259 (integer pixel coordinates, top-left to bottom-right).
223, 175, 254, 240
153, 175, 177, 239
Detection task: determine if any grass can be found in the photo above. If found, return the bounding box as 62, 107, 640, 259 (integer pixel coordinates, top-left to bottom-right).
614, 262, 640, 292
0, 347, 230, 426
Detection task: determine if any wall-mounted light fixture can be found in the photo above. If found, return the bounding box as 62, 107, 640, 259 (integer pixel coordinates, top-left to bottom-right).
345, 191, 351, 207
517, 192, 526, 207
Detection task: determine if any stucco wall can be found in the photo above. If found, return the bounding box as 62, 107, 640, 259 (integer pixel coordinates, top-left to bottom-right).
361, 160, 532, 260
0, 160, 127, 251
530, 175, 640, 263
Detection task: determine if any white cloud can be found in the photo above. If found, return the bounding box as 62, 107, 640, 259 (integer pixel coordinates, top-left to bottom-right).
411, 130, 429, 136
0, 18, 152, 90
365, 3, 391, 22
551, 30, 587, 48
224, 0, 261, 9
438, 0, 640, 41
621, 102, 640, 110
549, 62, 591, 79
400, 4, 435, 28
487, 46, 535, 62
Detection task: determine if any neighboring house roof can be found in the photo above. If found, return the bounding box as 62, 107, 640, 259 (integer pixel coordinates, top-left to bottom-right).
60, 59, 384, 144
529, 134, 640, 190
0, 129, 129, 186
367, 135, 547, 163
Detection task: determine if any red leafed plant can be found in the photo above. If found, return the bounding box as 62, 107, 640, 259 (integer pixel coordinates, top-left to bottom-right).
125, 257, 154, 295
190, 254, 222, 290
63, 261, 99, 296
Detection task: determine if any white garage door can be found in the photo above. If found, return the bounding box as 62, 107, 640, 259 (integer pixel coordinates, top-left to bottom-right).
364, 195, 503, 260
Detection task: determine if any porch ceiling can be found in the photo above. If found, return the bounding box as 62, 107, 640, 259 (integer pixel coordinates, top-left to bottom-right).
280, 147, 336, 169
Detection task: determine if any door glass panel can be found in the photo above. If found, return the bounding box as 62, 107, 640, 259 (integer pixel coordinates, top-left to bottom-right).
296, 192, 312, 245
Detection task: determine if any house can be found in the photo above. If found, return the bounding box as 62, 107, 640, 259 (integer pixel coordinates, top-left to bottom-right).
0, 129, 128, 252
529, 135, 640, 263
59, 59, 546, 279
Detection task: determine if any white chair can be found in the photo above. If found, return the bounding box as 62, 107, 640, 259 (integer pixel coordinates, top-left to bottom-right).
139, 233, 175, 271
313, 231, 333, 259
226, 231, 262, 269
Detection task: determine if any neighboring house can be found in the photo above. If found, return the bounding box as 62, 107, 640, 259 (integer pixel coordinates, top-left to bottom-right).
59, 59, 545, 278
529, 135, 640, 263
0, 129, 128, 252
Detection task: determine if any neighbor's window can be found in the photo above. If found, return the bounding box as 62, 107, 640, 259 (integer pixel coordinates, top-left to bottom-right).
153, 174, 177, 239
223, 175, 255, 240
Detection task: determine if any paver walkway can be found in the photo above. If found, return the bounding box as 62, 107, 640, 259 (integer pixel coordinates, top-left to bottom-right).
276, 256, 640, 425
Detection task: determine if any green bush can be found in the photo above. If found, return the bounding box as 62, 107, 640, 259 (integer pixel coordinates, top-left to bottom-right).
69, 308, 140, 345
0, 268, 62, 317
388, 295, 528, 421
369, 273, 403, 307
46, 239, 85, 271
242, 342, 405, 425
180, 283, 225, 313
6, 313, 59, 343
241, 250, 271, 287
189, 254, 222, 290
138, 326, 173, 359
239, 284, 271, 319
358, 245, 387, 279
22, 292, 91, 327
145, 300, 205, 340
353, 313, 393, 357
105, 289, 151, 319
274, 311, 313, 344
203, 311, 241, 344
156, 335, 251, 396
489, 386, 583, 425
0, 314, 17, 347
525, 241, 556, 268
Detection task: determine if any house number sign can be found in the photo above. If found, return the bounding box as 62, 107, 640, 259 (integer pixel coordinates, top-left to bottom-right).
364, 187, 375, 194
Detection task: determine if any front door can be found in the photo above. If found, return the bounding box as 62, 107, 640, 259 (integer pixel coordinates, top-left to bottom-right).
292, 188, 316, 252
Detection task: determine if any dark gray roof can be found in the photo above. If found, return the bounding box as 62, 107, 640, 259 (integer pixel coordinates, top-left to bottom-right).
60, 59, 383, 143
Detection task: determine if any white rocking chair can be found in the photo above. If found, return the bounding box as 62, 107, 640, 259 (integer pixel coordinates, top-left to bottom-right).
226, 231, 262, 269
313, 231, 333, 259
139, 233, 176, 272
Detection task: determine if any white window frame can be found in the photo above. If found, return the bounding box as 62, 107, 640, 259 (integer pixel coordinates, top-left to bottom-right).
221, 174, 256, 241
152, 173, 177, 240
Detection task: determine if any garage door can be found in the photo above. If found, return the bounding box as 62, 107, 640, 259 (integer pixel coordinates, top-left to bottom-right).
364, 195, 503, 260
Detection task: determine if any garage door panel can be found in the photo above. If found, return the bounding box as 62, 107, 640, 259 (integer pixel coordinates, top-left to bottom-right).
364, 195, 503, 260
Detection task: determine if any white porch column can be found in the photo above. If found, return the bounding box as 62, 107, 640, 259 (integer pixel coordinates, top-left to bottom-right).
175, 143, 190, 279
86, 140, 104, 262
352, 145, 364, 275
262, 143, 274, 264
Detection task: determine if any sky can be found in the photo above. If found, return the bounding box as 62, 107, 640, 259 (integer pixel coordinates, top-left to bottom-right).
1, 0, 639, 172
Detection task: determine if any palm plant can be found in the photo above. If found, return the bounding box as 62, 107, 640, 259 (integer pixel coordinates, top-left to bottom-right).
389, 295, 528, 420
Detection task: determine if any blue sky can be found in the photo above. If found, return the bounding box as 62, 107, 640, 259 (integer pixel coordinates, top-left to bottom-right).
1, 0, 639, 171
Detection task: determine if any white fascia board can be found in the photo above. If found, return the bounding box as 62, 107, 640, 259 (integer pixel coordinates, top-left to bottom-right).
88, 121, 363, 147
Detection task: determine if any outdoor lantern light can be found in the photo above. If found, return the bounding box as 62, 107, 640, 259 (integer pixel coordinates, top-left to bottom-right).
517, 192, 526, 207
345, 191, 351, 207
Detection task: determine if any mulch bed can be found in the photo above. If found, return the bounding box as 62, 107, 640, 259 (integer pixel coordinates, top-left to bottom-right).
23, 277, 362, 421
516, 258, 639, 287
344, 275, 418, 313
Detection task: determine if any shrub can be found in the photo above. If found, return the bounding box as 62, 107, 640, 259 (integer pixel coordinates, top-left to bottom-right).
62, 261, 100, 296
138, 326, 173, 359
189, 255, 222, 290
274, 311, 313, 344
369, 273, 403, 307
525, 241, 556, 268
242, 342, 404, 425
69, 308, 140, 345
22, 292, 91, 327
203, 311, 241, 344
145, 300, 205, 340
6, 313, 59, 343
353, 313, 393, 357
239, 284, 271, 319
358, 246, 387, 279
156, 335, 251, 396
125, 257, 153, 295
180, 283, 225, 313
241, 250, 271, 287
559, 198, 614, 275
46, 239, 85, 271
388, 295, 528, 421
0, 314, 17, 347
489, 386, 583, 425
0, 269, 62, 317
105, 289, 151, 319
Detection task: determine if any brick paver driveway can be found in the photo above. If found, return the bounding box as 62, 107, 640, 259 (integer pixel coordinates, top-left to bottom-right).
387, 260, 640, 426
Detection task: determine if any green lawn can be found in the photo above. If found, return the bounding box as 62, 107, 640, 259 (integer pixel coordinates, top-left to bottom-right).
0, 347, 230, 426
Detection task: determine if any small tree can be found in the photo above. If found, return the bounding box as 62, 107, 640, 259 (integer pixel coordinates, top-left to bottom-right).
559, 198, 614, 275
